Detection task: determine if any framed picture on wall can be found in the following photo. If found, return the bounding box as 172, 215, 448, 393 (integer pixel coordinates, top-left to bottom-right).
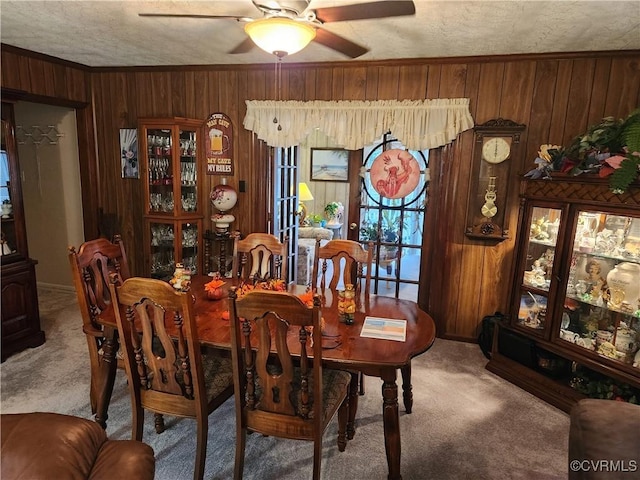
119, 128, 139, 179
310, 148, 349, 182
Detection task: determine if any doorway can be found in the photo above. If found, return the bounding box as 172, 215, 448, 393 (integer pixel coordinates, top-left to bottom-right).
14, 102, 84, 289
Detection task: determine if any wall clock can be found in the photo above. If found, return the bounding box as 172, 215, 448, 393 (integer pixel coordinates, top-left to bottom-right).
465, 118, 526, 241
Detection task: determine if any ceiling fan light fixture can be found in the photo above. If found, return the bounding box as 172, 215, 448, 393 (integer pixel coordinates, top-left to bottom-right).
245, 17, 316, 56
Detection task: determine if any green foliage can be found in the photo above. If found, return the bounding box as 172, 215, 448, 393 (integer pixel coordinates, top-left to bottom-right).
359, 210, 400, 243
533, 109, 640, 192
621, 108, 640, 153
571, 366, 639, 404
309, 214, 324, 224
610, 157, 640, 194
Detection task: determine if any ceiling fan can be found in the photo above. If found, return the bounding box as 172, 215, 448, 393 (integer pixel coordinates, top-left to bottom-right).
139, 0, 416, 59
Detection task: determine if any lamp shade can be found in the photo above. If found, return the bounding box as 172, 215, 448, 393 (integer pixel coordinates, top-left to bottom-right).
298, 182, 314, 202
244, 17, 316, 56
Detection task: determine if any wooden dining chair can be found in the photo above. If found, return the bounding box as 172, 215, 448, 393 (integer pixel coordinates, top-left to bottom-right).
108, 276, 234, 480
312, 239, 373, 295
229, 288, 351, 480
312, 239, 373, 398
68, 234, 130, 428
231, 233, 288, 282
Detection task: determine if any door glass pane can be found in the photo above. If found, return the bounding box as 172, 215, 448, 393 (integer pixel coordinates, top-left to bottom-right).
516, 206, 562, 331
150, 221, 175, 279
147, 129, 173, 214
272, 146, 298, 283
561, 210, 640, 363
179, 129, 197, 213
181, 221, 198, 276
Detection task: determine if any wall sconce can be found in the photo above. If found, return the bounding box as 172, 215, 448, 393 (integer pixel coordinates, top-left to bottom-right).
298, 182, 314, 226
244, 17, 316, 56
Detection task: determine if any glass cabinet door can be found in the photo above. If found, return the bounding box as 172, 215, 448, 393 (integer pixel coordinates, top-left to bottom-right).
559, 210, 640, 368
180, 221, 200, 276
148, 219, 202, 280
149, 220, 176, 280
146, 128, 174, 214
515, 206, 563, 333
178, 129, 198, 214
0, 111, 28, 262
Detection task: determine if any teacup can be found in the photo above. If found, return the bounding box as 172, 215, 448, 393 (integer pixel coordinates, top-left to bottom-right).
560, 329, 579, 343
596, 330, 613, 346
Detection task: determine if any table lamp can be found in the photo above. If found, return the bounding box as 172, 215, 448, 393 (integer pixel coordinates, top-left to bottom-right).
298, 182, 314, 226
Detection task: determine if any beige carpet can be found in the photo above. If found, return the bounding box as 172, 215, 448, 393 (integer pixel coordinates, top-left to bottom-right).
1, 286, 570, 479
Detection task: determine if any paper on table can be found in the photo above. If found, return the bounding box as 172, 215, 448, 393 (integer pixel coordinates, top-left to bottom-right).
360, 316, 407, 342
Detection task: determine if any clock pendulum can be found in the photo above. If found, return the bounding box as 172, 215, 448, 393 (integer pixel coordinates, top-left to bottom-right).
480, 176, 498, 234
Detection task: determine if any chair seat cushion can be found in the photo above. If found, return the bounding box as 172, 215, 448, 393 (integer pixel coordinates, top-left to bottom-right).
202, 352, 234, 399
256, 367, 351, 422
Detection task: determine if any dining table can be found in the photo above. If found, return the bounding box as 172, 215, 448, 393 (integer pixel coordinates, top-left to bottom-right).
95, 275, 437, 480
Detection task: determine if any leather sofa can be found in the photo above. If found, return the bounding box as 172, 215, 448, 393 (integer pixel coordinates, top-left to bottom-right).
568, 399, 640, 479
1, 412, 155, 480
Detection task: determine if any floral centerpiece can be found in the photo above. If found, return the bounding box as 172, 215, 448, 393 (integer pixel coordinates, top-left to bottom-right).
236, 278, 287, 297
525, 109, 640, 193
324, 201, 344, 225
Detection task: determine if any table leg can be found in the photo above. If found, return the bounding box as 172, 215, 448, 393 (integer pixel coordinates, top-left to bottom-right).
381, 368, 402, 480
347, 372, 359, 440
400, 363, 413, 414
94, 326, 119, 429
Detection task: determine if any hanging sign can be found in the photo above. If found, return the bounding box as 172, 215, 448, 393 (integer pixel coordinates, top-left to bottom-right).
205, 112, 234, 175
370, 149, 420, 199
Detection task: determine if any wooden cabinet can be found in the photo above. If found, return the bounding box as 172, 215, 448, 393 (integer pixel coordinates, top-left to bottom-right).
1, 102, 44, 361
139, 117, 204, 279
487, 175, 640, 411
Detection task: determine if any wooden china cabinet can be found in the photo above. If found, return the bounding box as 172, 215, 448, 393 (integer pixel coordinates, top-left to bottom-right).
487, 175, 640, 412
139, 117, 204, 280
1, 101, 44, 361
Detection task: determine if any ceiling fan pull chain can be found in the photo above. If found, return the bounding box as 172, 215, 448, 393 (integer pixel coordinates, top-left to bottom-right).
273, 55, 283, 131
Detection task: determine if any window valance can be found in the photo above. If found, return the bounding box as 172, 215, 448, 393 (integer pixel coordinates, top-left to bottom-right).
243, 98, 474, 151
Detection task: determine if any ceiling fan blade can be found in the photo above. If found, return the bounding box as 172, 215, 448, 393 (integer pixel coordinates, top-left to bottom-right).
313, 28, 368, 59
138, 13, 252, 21
228, 37, 257, 54
314, 1, 415, 23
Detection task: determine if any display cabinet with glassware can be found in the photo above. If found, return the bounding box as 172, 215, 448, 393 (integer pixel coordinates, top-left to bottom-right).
487, 175, 640, 412
1, 101, 45, 361
140, 117, 204, 279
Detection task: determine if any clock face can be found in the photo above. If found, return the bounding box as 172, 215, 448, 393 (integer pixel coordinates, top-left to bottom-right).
482, 137, 511, 164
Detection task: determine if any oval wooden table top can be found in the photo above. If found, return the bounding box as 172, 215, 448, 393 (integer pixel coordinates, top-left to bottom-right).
189, 275, 437, 372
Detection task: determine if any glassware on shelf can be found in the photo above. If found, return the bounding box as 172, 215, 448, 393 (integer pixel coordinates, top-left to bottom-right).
575, 212, 601, 253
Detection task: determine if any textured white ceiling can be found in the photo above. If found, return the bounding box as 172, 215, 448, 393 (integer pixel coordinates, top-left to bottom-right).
1, 0, 639, 67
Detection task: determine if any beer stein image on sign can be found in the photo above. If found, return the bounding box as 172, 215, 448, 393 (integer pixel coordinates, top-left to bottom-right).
209, 128, 230, 155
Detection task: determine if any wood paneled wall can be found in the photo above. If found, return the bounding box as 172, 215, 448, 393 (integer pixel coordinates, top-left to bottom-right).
2, 45, 639, 340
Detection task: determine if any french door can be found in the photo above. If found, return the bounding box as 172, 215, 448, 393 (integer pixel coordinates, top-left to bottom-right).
270, 146, 299, 283
347, 134, 429, 300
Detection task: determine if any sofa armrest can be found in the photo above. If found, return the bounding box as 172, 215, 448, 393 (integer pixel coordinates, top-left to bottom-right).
1, 412, 154, 480
90, 440, 155, 480
569, 399, 640, 480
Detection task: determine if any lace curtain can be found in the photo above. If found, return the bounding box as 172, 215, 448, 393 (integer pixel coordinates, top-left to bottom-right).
243, 98, 474, 150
